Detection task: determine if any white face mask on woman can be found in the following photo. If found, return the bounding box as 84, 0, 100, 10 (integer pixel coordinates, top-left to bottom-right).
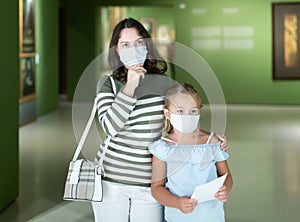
169, 113, 200, 134
119, 45, 148, 67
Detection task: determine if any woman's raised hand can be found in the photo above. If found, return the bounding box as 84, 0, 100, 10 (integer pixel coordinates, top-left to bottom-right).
123, 64, 146, 96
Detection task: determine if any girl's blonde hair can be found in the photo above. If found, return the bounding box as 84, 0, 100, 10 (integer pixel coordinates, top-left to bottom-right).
163, 83, 203, 133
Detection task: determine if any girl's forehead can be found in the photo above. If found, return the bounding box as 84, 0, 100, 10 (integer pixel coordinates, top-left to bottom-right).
169, 94, 197, 107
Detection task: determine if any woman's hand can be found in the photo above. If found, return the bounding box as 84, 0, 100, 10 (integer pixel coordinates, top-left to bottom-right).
177, 196, 198, 214
215, 185, 228, 202
123, 64, 146, 96
216, 134, 227, 151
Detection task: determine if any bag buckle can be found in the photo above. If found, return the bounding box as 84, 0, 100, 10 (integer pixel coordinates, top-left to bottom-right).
96, 165, 104, 176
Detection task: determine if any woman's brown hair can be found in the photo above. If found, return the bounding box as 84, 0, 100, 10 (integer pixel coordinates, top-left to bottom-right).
108, 18, 167, 81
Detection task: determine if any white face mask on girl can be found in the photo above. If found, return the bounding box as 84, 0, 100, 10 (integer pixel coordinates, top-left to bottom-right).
169, 113, 200, 134
119, 45, 148, 67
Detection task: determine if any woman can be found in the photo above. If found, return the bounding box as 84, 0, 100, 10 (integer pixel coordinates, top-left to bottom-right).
93, 17, 227, 222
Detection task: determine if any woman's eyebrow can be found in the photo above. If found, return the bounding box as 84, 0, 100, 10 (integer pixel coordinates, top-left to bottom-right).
119, 37, 143, 44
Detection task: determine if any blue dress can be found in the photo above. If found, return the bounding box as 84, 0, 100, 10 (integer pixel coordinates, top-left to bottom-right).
149, 133, 229, 222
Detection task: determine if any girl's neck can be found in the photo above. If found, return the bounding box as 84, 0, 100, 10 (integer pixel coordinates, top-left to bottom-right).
169, 129, 199, 145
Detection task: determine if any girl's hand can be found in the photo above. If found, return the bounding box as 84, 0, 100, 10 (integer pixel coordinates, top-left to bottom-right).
177, 196, 198, 214
123, 65, 146, 96
215, 185, 228, 202
216, 134, 227, 151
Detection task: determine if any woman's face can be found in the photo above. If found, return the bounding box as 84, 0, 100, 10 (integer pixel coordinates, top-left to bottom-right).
117, 28, 147, 68
117, 28, 144, 49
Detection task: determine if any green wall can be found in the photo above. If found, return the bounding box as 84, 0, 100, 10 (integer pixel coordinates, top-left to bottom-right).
36, 0, 59, 114
92, 0, 300, 105
0, 0, 60, 210
64, 0, 96, 101
0, 0, 19, 211
126, 6, 175, 31
32, 0, 300, 109
174, 0, 300, 105
31, 0, 300, 112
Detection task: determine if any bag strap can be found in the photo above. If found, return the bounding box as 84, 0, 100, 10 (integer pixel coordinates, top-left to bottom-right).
72, 76, 116, 161
110, 76, 116, 95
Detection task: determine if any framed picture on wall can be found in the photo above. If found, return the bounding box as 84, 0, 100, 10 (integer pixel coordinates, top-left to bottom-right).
272, 3, 300, 80
20, 56, 36, 102
20, 0, 35, 53
140, 18, 157, 38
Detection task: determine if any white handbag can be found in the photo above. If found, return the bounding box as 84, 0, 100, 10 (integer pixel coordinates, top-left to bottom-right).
63, 76, 115, 202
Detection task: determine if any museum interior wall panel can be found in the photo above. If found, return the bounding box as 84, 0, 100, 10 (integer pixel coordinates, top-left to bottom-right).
19, 0, 37, 125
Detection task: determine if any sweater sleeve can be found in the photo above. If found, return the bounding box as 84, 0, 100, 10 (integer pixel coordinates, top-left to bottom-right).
95, 76, 137, 137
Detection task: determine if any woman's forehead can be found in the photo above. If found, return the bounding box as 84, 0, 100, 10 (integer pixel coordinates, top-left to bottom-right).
119, 28, 141, 42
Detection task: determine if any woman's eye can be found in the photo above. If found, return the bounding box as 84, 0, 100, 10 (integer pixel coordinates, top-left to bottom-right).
120, 43, 129, 48
136, 39, 144, 46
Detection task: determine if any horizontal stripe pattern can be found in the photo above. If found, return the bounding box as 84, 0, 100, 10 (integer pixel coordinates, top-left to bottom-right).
95, 76, 165, 186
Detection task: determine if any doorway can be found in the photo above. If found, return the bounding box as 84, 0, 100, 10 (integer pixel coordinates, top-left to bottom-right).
59, 4, 67, 100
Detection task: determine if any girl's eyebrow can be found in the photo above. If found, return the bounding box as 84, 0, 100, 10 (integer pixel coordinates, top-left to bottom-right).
175, 106, 198, 108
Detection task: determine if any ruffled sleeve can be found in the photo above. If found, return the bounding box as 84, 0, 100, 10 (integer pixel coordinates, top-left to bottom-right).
213, 142, 230, 161
148, 140, 171, 161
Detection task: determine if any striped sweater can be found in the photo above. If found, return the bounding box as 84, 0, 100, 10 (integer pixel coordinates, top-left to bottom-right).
95, 74, 172, 187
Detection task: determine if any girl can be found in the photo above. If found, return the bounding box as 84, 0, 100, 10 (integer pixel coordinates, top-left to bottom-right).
149, 83, 233, 222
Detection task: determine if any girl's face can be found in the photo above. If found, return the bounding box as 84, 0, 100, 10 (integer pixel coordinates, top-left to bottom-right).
164, 93, 200, 119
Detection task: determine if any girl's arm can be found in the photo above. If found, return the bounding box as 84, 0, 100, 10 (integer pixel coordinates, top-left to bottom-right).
151, 156, 197, 214
215, 160, 233, 202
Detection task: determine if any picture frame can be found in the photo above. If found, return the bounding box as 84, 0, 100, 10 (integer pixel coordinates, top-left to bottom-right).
20, 56, 36, 102
19, 0, 35, 54
140, 18, 157, 38
272, 2, 300, 80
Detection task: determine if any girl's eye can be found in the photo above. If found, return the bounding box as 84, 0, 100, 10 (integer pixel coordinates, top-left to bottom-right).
176, 109, 184, 114
191, 109, 199, 114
